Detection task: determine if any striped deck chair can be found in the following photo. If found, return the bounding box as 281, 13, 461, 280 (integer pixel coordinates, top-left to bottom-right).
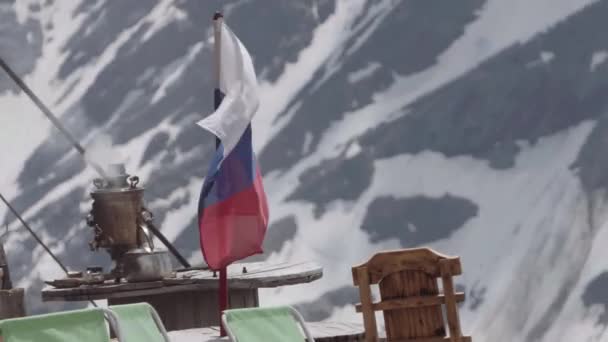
109, 303, 170, 342
0, 307, 121, 342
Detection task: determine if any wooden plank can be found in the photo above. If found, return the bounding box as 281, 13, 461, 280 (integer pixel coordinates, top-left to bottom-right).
0, 288, 25, 319
388, 337, 471, 342
44, 282, 224, 301
413, 271, 424, 337
439, 260, 462, 342
42, 261, 323, 302
421, 276, 446, 336
43, 276, 320, 302
352, 249, 461, 285
355, 267, 377, 342
0, 242, 12, 289
373, 266, 448, 340
416, 271, 431, 337
355, 293, 465, 312
379, 270, 408, 340
163, 322, 365, 342
408, 271, 419, 339
168, 261, 323, 288
305, 321, 365, 341
42, 281, 164, 301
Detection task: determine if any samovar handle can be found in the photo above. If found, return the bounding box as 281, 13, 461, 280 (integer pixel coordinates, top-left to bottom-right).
128, 176, 139, 189
137, 224, 154, 252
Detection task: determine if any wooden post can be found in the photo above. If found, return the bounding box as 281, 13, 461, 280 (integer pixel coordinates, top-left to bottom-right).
0, 240, 25, 319
0, 288, 25, 319
219, 267, 228, 336
440, 259, 462, 342
356, 267, 377, 342
0, 241, 12, 289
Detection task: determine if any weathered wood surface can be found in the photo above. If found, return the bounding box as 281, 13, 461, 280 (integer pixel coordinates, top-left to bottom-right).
161, 322, 365, 342
0, 288, 25, 319
42, 261, 322, 302
0, 239, 23, 320
440, 259, 463, 342
380, 270, 445, 340
355, 267, 377, 342
355, 293, 465, 312
352, 248, 461, 286
165, 261, 323, 288
0, 242, 12, 289
42, 280, 165, 301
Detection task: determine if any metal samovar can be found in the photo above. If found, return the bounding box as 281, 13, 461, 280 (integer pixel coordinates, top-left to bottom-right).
86, 164, 170, 281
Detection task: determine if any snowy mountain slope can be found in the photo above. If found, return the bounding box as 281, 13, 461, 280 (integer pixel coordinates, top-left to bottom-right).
1, 0, 607, 341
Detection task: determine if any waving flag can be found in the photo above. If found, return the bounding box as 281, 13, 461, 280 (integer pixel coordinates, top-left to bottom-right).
197, 22, 269, 270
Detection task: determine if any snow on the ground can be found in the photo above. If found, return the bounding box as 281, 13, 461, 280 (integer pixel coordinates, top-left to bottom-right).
254, 0, 370, 152
590, 50, 608, 72
261, 120, 596, 340
347, 62, 381, 84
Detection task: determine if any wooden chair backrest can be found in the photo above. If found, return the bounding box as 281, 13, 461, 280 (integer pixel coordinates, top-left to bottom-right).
352, 248, 471, 342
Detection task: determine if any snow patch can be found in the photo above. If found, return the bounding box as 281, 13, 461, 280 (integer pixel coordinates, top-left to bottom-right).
253, 0, 369, 151
527, 51, 556, 68
347, 62, 381, 84
540, 51, 555, 63
151, 42, 204, 104
262, 119, 595, 341
141, 0, 188, 43
345, 141, 362, 158
151, 176, 203, 244
590, 50, 608, 72
301, 132, 313, 155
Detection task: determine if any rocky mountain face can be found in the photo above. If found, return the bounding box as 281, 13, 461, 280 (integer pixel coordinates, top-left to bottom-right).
1, 0, 608, 340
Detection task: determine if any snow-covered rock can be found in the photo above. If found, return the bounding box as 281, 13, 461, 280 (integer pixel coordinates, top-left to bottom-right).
1, 1, 608, 341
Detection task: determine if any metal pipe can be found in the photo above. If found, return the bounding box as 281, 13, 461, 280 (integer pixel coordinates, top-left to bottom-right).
0, 57, 108, 180
0, 193, 98, 307
145, 221, 191, 268
0, 57, 188, 272
0, 193, 68, 274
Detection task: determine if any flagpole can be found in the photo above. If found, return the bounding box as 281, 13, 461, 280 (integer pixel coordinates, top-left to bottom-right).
213, 11, 229, 337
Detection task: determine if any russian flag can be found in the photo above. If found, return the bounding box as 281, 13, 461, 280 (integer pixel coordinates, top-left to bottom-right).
197, 22, 269, 271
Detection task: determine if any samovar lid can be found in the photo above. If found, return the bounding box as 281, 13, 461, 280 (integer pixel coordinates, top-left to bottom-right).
91, 163, 143, 193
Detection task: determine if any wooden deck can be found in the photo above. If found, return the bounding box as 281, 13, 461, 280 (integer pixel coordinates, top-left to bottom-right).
163, 322, 364, 341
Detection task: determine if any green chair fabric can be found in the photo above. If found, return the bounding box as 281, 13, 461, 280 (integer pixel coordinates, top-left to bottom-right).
0, 308, 110, 342
109, 303, 168, 342
223, 306, 308, 342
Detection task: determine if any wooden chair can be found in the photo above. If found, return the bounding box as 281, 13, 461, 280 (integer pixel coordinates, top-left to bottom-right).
352, 248, 471, 342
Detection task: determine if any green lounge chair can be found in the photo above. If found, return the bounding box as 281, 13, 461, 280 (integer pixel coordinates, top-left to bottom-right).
109, 303, 169, 342
222, 306, 315, 342
0, 307, 122, 342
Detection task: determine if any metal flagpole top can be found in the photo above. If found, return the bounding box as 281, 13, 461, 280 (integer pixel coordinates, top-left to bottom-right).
213, 12, 223, 93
